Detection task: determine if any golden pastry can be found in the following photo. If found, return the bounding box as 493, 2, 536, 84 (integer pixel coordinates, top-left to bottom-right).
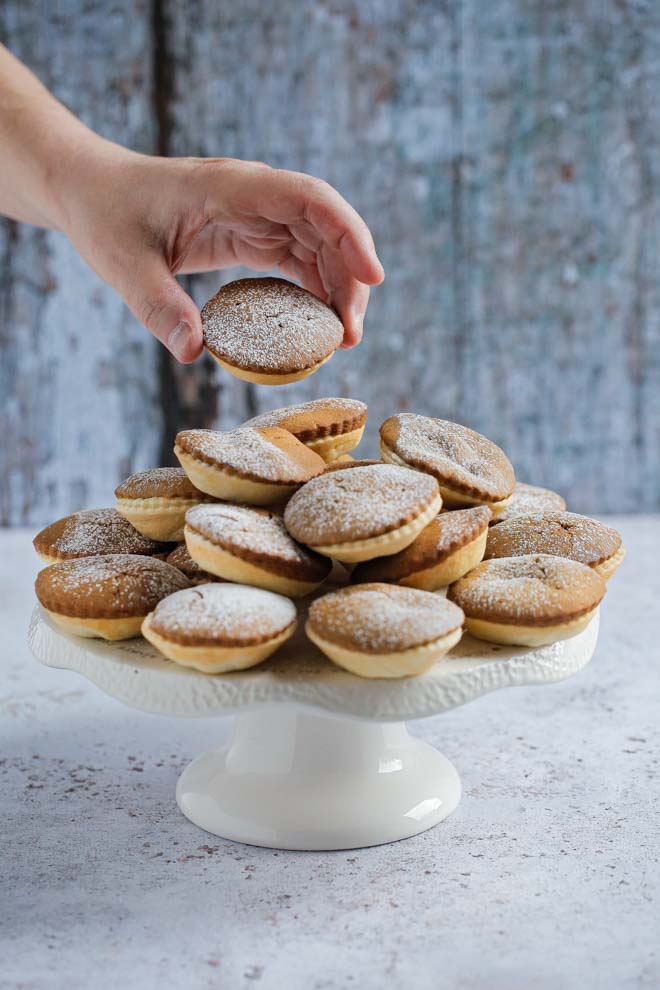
244, 397, 367, 463
174, 426, 325, 505
35, 554, 189, 640
306, 583, 464, 678
185, 503, 331, 597
33, 508, 163, 565
484, 511, 624, 580
142, 583, 297, 673
166, 543, 224, 585
447, 553, 606, 646
353, 506, 491, 589
115, 467, 215, 541
379, 414, 515, 513
489, 482, 566, 525
202, 277, 344, 385
283, 463, 442, 564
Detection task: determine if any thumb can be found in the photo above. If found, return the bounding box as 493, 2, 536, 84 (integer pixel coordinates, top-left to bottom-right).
119, 258, 203, 363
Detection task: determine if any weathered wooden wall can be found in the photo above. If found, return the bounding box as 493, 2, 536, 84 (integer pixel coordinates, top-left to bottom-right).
1, 0, 659, 524
0, 1, 161, 524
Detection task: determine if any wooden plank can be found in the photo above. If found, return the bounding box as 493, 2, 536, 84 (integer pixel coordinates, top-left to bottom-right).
458, 0, 660, 512
162, 0, 459, 448
0, 1, 160, 525
1, 0, 658, 520
163, 0, 660, 512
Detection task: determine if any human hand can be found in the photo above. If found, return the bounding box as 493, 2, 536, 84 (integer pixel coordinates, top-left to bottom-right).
58, 148, 384, 362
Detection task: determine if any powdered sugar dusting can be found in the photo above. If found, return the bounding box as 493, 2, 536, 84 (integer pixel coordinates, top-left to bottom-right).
284, 465, 439, 544
176, 427, 324, 483
35, 554, 189, 617
35, 508, 160, 558
186, 504, 329, 576
490, 482, 567, 524
202, 278, 343, 373
354, 506, 491, 581
429, 507, 491, 552
309, 584, 464, 653
485, 511, 621, 566
244, 397, 366, 432
382, 414, 515, 500
115, 467, 202, 500
448, 554, 606, 624
149, 583, 297, 646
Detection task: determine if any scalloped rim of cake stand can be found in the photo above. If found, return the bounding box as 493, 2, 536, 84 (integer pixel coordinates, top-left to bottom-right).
28, 605, 600, 723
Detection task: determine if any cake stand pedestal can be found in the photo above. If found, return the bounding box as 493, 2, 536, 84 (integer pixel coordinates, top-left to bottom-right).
176, 707, 460, 849
29, 607, 599, 850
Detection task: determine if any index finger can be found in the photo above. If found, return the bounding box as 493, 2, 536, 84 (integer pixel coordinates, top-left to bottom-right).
216, 164, 385, 287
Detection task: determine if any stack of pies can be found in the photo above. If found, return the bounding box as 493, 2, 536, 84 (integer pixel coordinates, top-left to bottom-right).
32, 281, 622, 678
34, 399, 621, 675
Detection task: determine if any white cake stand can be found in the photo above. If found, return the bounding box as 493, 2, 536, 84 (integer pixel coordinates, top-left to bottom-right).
28, 606, 599, 850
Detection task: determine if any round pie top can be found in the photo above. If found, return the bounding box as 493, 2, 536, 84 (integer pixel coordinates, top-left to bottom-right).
202, 277, 344, 375
353, 506, 491, 584
283, 464, 440, 546
33, 508, 162, 561
146, 583, 297, 647
447, 553, 606, 626
175, 427, 326, 485
185, 504, 331, 582
489, 482, 567, 525
115, 467, 207, 501
380, 414, 515, 502
35, 554, 190, 619
484, 511, 622, 567
243, 397, 367, 442
166, 543, 223, 583
307, 583, 465, 654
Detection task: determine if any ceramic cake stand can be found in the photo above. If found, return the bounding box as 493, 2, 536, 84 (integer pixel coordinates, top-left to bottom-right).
29, 606, 599, 851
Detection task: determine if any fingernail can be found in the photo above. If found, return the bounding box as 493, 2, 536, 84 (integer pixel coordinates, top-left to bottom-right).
168, 321, 190, 361
353, 312, 364, 343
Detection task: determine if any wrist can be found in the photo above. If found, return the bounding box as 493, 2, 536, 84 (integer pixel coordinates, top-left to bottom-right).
46, 127, 120, 234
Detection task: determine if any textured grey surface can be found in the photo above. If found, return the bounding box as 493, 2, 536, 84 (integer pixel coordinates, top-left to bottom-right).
1, 518, 658, 989
1, 1, 660, 524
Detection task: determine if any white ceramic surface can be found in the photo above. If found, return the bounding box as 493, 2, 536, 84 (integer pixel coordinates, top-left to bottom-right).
28, 606, 600, 722
176, 707, 461, 850
28, 607, 599, 849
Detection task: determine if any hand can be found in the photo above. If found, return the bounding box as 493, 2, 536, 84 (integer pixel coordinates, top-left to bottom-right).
58, 148, 384, 362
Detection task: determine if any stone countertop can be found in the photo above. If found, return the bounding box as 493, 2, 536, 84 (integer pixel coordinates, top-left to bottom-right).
2, 520, 658, 989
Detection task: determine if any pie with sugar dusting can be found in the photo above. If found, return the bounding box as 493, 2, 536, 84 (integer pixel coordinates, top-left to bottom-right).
184, 503, 331, 597
447, 553, 606, 646
142, 583, 298, 673
202, 277, 344, 385
35, 554, 190, 641
283, 463, 442, 564
484, 510, 624, 580
306, 583, 465, 678
174, 426, 326, 506
379, 414, 515, 511
33, 508, 163, 565
243, 397, 367, 463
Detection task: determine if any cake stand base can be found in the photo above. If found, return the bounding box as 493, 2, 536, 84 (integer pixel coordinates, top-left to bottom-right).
176, 706, 461, 850
31, 606, 599, 851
